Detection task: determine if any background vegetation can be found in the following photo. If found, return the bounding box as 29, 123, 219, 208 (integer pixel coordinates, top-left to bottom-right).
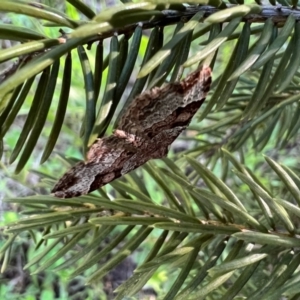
1, 0, 300, 299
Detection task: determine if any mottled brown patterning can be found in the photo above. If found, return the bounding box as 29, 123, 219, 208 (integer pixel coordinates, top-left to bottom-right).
52, 66, 212, 198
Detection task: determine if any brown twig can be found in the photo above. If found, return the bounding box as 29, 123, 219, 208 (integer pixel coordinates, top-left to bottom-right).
1, 5, 299, 81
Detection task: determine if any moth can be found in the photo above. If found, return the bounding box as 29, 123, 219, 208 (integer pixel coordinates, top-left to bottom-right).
52, 66, 212, 198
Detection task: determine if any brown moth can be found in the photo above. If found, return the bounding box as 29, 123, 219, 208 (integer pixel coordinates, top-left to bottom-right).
52, 66, 212, 198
